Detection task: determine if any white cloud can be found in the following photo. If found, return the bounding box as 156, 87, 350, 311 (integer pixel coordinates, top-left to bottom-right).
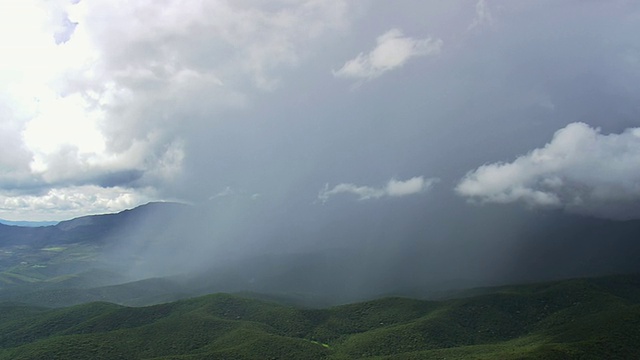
210, 186, 235, 200
209, 187, 262, 202
333, 28, 442, 80
319, 183, 385, 202
468, 0, 494, 30
319, 176, 438, 203
0, 0, 350, 218
386, 177, 431, 197
456, 122, 640, 219
0, 185, 156, 221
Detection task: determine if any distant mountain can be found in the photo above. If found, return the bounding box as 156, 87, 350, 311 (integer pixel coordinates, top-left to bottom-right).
3, 201, 640, 308
0, 220, 58, 227
54, 201, 189, 240
0, 274, 639, 359
0, 202, 190, 293
0, 201, 189, 247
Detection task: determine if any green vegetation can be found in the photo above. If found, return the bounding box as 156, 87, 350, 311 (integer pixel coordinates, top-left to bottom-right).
0, 243, 104, 289
0, 274, 639, 359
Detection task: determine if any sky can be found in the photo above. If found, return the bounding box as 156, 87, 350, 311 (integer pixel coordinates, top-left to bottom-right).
1, 0, 640, 223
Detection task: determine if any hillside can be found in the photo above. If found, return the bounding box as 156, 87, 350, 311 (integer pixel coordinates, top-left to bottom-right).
0, 274, 639, 359
0, 202, 188, 291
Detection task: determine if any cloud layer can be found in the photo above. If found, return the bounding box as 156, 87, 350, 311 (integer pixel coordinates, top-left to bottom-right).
456, 123, 640, 219
1, 1, 640, 224
0, 0, 349, 220
333, 28, 442, 80
319, 176, 437, 203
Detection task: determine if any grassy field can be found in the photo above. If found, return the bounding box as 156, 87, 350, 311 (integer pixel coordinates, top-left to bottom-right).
0, 274, 639, 359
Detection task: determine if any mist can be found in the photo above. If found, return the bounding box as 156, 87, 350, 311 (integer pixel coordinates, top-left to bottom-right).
97, 190, 640, 304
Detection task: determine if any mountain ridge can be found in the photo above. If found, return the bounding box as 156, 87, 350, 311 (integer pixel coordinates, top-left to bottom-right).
0, 220, 58, 227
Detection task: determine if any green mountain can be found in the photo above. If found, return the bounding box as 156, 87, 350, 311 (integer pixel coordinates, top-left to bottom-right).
0, 274, 639, 359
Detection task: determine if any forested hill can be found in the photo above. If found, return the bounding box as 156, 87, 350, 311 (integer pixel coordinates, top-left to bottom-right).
0, 274, 639, 359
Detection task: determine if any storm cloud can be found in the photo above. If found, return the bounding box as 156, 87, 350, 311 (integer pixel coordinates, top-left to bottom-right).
2, 0, 640, 298
0, 1, 637, 243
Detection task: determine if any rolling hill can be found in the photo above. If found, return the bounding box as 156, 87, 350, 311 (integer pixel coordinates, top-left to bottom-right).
0, 274, 639, 359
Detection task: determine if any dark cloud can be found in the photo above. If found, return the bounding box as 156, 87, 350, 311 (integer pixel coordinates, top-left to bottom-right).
96, 169, 145, 188
2, 0, 640, 294
3, 0, 640, 221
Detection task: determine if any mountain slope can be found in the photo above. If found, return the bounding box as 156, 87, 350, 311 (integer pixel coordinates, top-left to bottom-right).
0, 202, 189, 293
0, 274, 639, 359
0, 202, 188, 247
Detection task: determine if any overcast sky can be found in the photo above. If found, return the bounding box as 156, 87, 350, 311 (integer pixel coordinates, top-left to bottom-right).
1, 0, 640, 222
